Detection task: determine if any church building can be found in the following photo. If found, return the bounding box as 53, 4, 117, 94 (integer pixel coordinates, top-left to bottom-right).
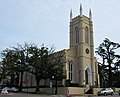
22, 4, 100, 88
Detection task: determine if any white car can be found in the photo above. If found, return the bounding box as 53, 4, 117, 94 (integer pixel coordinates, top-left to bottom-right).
1, 87, 18, 93
1, 87, 10, 94
97, 88, 114, 96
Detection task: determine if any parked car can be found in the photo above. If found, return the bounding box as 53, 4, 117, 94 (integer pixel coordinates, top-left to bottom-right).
1, 87, 18, 93
97, 88, 114, 96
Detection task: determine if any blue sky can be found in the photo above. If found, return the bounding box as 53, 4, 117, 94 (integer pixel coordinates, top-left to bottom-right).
0, 0, 120, 55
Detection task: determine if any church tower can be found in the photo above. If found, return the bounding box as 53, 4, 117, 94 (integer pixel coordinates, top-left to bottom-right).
68, 4, 97, 86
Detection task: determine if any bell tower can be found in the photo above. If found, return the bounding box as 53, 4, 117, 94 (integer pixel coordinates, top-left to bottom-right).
69, 4, 96, 86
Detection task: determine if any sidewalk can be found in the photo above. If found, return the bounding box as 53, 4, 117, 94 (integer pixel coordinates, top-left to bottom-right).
0, 92, 93, 97
50, 94, 93, 97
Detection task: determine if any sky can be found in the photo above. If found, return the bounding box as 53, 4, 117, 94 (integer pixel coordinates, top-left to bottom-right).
0, 0, 120, 57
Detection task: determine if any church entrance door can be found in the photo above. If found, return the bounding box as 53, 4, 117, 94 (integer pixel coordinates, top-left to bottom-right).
85, 68, 92, 85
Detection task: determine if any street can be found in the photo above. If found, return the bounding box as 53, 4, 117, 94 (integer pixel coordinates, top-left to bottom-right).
0, 93, 120, 97
0, 93, 65, 97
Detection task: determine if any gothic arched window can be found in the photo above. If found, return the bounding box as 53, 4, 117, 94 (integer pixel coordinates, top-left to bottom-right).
85, 27, 89, 44
69, 62, 73, 81
75, 27, 79, 44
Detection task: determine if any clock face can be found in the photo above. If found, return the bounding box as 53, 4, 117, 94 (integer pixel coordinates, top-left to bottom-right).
86, 48, 89, 54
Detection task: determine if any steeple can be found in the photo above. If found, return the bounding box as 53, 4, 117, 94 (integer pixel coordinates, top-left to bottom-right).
80, 3, 82, 17
70, 9, 72, 22
89, 9, 92, 21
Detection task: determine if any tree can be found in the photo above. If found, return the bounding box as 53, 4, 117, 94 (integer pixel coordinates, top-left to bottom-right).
1, 48, 19, 87
0, 61, 7, 84
12, 43, 31, 91
48, 50, 66, 81
0, 43, 31, 89
0, 43, 66, 93
27, 44, 66, 92
28, 45, 63, 92
112, 55, 120, 87
96, 38, 120, 87
27, 44, 49, 92
48, 50, 66, 94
